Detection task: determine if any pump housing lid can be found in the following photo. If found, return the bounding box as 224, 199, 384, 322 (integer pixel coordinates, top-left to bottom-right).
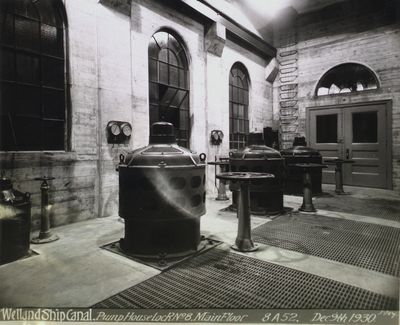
120, 122, 205, 167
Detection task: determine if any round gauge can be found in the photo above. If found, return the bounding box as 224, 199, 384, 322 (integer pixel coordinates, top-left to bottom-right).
110, 123, 121, 136
212, 131, 219, 140
122, 123, 132, 137
217, 130, 224, 139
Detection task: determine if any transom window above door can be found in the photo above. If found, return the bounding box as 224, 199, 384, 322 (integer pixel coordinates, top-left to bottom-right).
316, 63, 379, 96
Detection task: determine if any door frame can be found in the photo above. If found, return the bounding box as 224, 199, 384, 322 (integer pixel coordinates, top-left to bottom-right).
306, 100, 392, 189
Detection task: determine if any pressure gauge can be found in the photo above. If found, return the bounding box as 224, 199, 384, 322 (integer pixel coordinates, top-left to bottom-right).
217, 130, 224, 139
110, 123, 121, 136
107, 121, 132, 144
121, 123, 132, 137
212, 131, 219, 140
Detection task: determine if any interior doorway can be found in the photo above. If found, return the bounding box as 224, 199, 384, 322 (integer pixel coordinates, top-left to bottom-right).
307, 101, 391, 189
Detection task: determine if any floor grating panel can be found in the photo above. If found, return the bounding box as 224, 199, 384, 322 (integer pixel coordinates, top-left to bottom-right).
314, 195, 400, 222
93, 249, 397, 309
252, 212, 400, 276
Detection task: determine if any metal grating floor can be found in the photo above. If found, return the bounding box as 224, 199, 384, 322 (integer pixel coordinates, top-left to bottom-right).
314, 195, 400, 222
93, 249, 397, 309
252, 213, 400, 276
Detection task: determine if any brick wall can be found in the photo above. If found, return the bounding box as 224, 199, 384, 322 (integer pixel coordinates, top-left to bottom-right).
273, 0, 400, 190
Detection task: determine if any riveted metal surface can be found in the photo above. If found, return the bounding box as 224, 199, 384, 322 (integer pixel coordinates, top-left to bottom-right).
252, 213, 400, 276
93, 249, 397, 309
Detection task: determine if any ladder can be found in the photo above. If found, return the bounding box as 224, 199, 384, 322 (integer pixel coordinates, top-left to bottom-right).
278, 34, 299, 149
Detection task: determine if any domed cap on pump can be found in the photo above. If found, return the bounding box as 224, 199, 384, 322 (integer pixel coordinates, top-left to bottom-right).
149, 122, 176, 144
120, 122, 206, 167
281, 136, 321, 157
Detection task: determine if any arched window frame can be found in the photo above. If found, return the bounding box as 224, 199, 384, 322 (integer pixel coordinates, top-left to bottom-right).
0, 0, 68, 151
148, 30, 190, 148
315, 63, 379, 97
229, 62, 250, 150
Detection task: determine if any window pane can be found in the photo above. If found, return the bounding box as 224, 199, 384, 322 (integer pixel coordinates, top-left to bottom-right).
159, 61, 168, 84
42, 56, 64, 88
353, 111, 377, 143
238, 89, 244, 103
153, 32, 168, 49
15, 0, 39, 19
163, 106, 179, 126
16, 53, 40, 84
316, 114, 337, 143
233, 104, 238, 117
36, 0, 62, 27
1, 12, 14, 45
0, 115, 16, 150
317, 63, 378, 96
179, 110, 188, 130
15, 85, 41, 116
180, 94, 189, 109
43, 120, 64, 150
178, 68, 186, 89
149, 82, 158, 104
170, 90, 186, 108
1, 83, 15, 114
149, 59, 158, 82
160, 87, 177, 107
244, 90, 249, 105
148, 38, 159, 59
14, 116, 41, 150
1, 49, 15, 81
158, 48, 168, 63
238, 105, 244, 118
41, 24, 63, 57
232, 87, 238, 102
15, 16, 40, 51
43, 88, 65, 119
149, 104, 158, 126
169, 65, 179, 87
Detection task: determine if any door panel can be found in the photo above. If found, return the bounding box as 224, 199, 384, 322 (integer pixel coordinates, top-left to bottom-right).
308, 103, 388, 189
309, 109, 342, 184
343, 105, 386, 188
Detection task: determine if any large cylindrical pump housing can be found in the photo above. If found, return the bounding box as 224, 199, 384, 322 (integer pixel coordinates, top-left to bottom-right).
118, 122, 206, 259
0, 176, 31, 265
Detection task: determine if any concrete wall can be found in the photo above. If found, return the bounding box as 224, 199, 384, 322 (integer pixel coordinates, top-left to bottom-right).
0, 0, 272, 228
273, 0, 400, 190
205, 38, 272, 192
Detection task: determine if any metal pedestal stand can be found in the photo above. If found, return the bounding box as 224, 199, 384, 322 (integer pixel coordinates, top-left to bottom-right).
290, 164, 327, 213
208, 160, 230, 201
324, 159, 355, 195
31, 177, 59, 244
216, 172, 274, 252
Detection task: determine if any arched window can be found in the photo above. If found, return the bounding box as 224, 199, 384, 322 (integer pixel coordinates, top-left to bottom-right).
316, 63, 378, 96
0, 0, 67, 151
148, 31, 190, 148
229, 63, 249, 149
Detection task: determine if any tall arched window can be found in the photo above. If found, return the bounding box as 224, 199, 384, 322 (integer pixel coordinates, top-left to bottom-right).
148, 31, 190, 148
229, 63, 249, 149
316, 63, 378, 96
0, 0, 67, 151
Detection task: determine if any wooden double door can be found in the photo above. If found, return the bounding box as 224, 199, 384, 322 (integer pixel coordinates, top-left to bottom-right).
308, 102, 391, 189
